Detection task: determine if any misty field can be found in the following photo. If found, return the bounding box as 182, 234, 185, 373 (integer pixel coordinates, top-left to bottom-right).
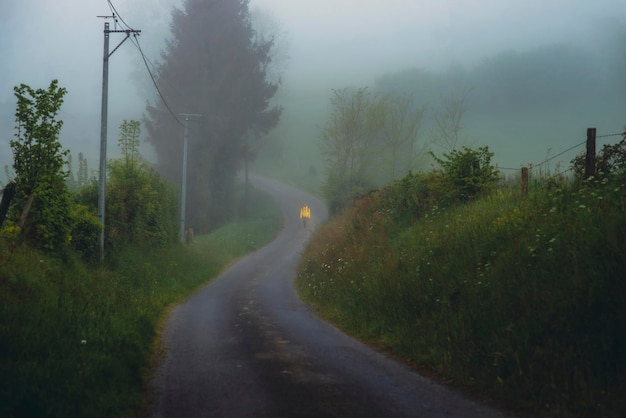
297, 168, 626, 417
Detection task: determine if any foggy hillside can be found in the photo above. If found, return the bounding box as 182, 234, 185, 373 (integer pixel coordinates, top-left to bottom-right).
1, 0, 625, 186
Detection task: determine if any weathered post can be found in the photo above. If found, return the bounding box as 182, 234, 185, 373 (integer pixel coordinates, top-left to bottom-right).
585, 128, 596, 179
0, 182, 16, 229
521, 167, 529, 197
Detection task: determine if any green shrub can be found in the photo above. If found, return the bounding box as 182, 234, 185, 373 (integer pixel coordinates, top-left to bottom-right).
572, 136, 626, 180
298, 163, 626, 417
0, 185, 283, 417
104, 121, 179, 250
430, 146, 499, 203
70, 204, 101, 263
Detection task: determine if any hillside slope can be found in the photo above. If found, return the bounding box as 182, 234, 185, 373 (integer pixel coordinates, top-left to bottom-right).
297, 170, 626, 417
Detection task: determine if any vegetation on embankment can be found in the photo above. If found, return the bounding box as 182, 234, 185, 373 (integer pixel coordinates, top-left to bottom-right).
296, 153, 626, 416
0, 186, 283, 418
0, 79, 283, 417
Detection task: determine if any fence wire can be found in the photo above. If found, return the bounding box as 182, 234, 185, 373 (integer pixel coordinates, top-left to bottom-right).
497, 129, 625, 176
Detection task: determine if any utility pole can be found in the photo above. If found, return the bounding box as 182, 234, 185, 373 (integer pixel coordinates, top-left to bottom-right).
97, 17, 140, 261
179, 113, 203, 243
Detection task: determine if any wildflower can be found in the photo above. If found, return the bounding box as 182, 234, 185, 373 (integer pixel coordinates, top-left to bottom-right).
81, 340, 87, 345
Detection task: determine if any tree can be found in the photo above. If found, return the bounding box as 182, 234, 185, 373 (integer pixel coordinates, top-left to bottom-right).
433, 87, 471, 152
378, 94, 426, 180
249, 6, 289, 85
9, 80, 73, 251
321, 87, 380, 214
145, 0, 281, 232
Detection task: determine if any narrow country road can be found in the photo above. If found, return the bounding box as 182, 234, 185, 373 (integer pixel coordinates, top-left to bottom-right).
148, 176, 508, 418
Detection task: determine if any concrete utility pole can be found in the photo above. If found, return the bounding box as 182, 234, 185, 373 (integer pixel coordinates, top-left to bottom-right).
97, 17, 140, 261
179, 113, 203, 243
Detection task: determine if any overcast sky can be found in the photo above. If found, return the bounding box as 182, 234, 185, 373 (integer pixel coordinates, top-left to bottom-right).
1, 0, 625, 175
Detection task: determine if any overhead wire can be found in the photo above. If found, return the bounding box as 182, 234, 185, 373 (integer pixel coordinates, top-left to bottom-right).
107, 0, 134, 31
105, 0, 185, 127
128, 35, 196, 112
132, 33, 184, 127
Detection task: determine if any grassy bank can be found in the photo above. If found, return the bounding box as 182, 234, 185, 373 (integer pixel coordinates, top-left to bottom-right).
0, 186, 283, 418
296, 172, 626, 417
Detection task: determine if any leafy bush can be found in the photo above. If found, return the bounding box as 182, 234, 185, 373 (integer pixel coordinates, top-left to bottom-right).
298, 157, 626, 417
106, 159, 178, 250
571, 136, 626, 180
430, 146, 499, 203
380, 171, 443, 223
69, 204, 101, 263
0, 185, 283, 417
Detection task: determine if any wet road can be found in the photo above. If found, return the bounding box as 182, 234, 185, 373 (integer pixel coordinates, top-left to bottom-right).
148, 176, 508, 418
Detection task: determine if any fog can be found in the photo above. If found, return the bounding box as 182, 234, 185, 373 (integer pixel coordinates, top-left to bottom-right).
1, 0, 625, 183
0, 0, 181, 178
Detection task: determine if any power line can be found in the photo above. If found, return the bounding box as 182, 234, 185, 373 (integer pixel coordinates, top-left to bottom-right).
128, 35, 196, 112
132, 34, 184, 127
105, 0, 185, 127
107, 0, 134, 31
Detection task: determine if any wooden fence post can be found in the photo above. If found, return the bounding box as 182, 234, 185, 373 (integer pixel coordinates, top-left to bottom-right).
521, 167, 529, 197
585, 128, 596, 179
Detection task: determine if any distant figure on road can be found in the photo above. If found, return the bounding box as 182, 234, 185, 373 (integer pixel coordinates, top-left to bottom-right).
300, 204, 311, 227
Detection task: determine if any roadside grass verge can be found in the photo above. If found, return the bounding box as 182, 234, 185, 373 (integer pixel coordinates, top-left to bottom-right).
296, 173, 626, 417
0, 186, 283, 418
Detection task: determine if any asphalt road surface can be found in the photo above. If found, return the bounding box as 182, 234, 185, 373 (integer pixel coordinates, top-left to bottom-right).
148, 176, 508, 418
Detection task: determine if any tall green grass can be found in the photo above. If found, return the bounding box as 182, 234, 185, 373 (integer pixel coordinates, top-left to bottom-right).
297, 173, 626, 417
0, 186, 283, 417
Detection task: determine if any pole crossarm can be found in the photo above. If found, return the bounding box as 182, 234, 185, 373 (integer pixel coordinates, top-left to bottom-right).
107, 29, 140, 59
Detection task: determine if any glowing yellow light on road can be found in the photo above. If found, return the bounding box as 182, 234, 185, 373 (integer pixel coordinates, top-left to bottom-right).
300, 205, 311, 219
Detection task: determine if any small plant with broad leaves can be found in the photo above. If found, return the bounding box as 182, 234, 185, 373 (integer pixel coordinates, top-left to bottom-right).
430, 146, 499, 204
